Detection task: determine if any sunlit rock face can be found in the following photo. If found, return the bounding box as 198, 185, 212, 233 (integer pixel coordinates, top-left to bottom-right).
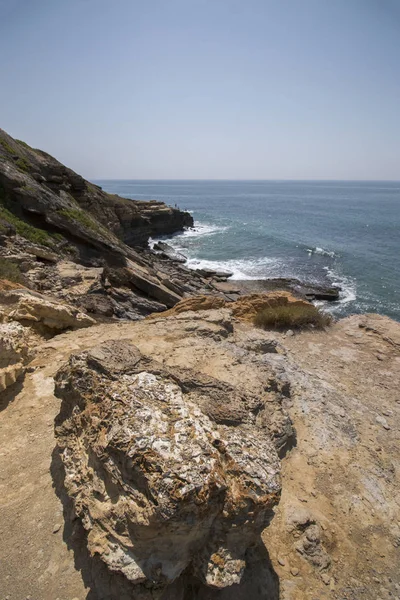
54, 340, 281, 596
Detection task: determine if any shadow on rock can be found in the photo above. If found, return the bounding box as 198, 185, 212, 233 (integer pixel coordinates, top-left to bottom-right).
0, 377, 24, 413
51, 447, 140, 600
177, 545, 280, 600
51, 446, 280, 600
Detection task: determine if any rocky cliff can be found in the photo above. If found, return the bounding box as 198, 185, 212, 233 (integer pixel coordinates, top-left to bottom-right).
0, 129, 237, 322
0, 127, 192, 254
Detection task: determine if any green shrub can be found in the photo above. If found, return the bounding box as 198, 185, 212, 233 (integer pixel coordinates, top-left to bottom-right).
254, 303, 332, 331
15, 157, 31, 172
0, 205, 55, 247
16, 139, 32, 150
0, 139, 15, 155
0, 258, 23, 283
58, 207, 108, 237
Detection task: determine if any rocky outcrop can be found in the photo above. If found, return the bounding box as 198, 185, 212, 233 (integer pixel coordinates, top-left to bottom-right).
0, 321, 33, 392
150, 291, 313, 323
1, 300, 400, 600
231, 279, 341, 302
1, 288, 95, 332
0, 128, 192, 252
54, 340, 281, 597
153, 241, 188, 263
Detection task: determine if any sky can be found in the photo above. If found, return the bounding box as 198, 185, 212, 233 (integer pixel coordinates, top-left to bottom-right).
0, 0, 399, 180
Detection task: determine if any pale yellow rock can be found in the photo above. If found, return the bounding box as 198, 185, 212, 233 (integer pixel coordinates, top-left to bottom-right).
9, 295, 95, 331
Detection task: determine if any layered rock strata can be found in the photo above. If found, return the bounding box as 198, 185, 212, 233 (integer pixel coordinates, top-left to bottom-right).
0, 128, 193, 251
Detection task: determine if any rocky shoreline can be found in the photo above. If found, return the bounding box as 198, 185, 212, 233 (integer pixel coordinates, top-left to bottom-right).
1, 128, 399, 600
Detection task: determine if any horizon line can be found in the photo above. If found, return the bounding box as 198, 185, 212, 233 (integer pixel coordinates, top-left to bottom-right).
90, 178, 400, 183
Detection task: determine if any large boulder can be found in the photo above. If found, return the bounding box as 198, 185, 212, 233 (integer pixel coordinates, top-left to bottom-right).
54, 340, 281, 597
5, 290, 96, 331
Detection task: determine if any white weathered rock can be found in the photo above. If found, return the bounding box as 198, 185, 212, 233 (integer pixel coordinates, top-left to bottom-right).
0, 322, 32, 392
9, 293, 95, 331
54, 340, 281, 595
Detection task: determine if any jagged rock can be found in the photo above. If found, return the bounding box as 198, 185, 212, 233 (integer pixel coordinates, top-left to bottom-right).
149, 295, 226, 318
75, 292, 115, 318
153, 241, 187, 263
6, 290, 95, 331
77, 288, 168, 320
104, 263, 183, 307
54, 340, 281, 596
0, 322, 33, 392
0, 321, 31, 367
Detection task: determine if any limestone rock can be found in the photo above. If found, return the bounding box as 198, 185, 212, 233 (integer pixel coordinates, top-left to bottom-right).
149, 295, 226, 318
151, 292, 313, 324
54, 340, 281, 595
230, 292, 313, 323
0, 321, 32, 392
8, 291, 95, 331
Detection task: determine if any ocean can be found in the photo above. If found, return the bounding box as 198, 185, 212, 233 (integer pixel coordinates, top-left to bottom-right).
94, 180, 400, 321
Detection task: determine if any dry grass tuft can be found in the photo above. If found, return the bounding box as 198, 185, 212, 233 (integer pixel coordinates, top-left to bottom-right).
0, 258, 24, 284
254, 303, 332, 331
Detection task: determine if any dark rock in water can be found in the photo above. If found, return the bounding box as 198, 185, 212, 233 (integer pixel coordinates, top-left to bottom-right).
196, 268, 217, 277
304, 286, 341, 301
195, 268, 234, 281
231, 278, 341, 302
153, 241, 187, 263
214, 270, 234, 279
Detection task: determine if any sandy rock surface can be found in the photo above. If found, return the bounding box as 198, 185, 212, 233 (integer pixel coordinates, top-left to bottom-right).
0, 305, 399, 599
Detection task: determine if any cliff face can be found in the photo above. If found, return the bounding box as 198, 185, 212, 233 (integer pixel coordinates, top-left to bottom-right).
0, 128, 193, 251
0, 128, 225, 322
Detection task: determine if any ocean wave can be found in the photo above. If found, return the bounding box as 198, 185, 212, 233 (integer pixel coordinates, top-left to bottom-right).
306, 246, 336, 258
323, 267, 356, 307
178, 223, 229, 239
149, 223, 228, 249
184, 256, 282, 280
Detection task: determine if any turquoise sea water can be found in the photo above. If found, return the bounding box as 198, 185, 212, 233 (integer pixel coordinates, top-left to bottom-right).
94, 180, 400, 321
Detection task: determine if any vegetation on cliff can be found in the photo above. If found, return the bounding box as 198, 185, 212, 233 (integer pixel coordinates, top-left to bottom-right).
254, 302, 331, 330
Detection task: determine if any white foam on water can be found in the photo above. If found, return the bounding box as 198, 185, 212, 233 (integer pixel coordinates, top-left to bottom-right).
177, 223, 229, 239
149, 222, 228, 249
323, 267, 357, 306
306, 246, 336, 258
185, 256, 282, 280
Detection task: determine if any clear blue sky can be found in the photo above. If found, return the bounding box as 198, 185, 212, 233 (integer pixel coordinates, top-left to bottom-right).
1, 0, 399, 179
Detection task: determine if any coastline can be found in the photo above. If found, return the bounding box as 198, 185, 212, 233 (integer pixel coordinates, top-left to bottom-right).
1, 128, 400, 600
